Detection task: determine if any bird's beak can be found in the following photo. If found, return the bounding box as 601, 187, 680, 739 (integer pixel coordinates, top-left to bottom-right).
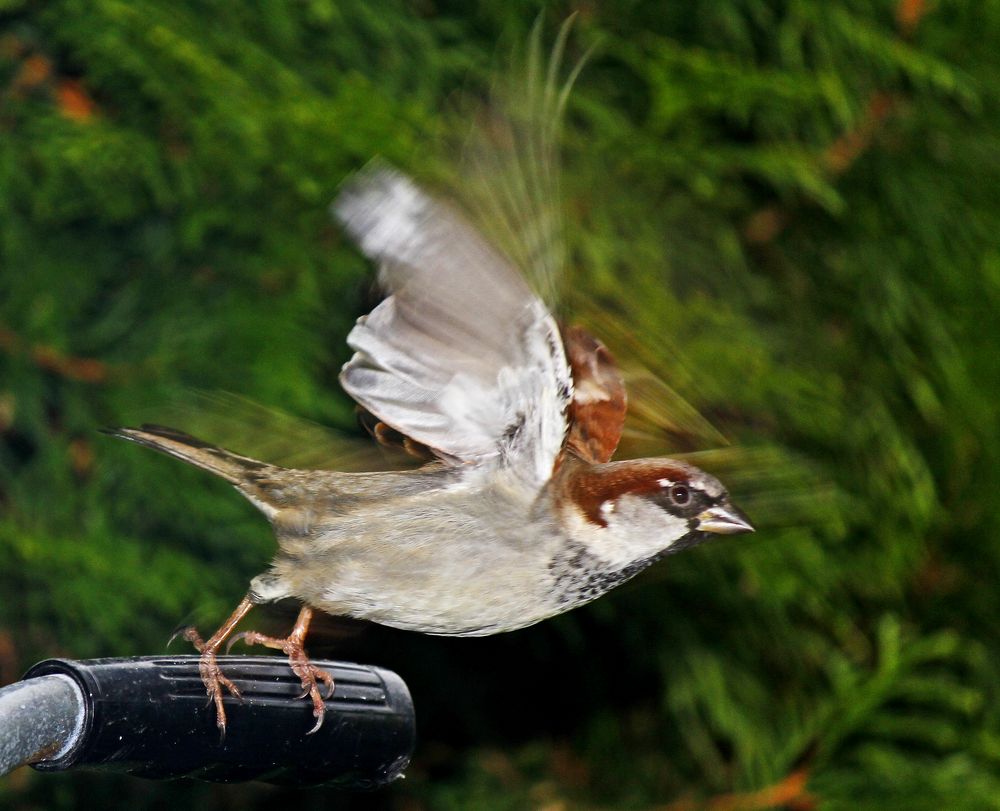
697, 504, 755, 535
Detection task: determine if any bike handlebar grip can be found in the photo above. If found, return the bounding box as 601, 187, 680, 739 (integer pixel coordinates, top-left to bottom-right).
23, 656, 415, 788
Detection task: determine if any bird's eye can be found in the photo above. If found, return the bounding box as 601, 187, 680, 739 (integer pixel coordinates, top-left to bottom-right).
669, 484, 690, 506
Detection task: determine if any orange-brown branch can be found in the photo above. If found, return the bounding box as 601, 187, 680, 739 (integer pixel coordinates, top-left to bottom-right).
0, 324, 111, 383
897, 0, 927, 38
822, 92, 894, 175
4, 40, 97, 122
661, 767, 816, 811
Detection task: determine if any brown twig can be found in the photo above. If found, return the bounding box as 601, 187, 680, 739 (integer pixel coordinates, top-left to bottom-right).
821, 92, 895, 176
0, 324, 111, 383
660, 767, 816, 811
896, 0, 927, 39
56, 78, 97, 122
3, 38, 97, 122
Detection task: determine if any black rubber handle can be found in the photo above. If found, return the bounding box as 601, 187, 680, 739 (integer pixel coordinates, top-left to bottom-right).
23, 656, 415, 788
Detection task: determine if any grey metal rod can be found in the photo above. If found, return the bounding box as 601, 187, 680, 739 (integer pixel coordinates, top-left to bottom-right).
0, 674, 85, 777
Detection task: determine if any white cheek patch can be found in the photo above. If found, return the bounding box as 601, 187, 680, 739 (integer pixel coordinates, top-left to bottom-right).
565, 495, 692, 569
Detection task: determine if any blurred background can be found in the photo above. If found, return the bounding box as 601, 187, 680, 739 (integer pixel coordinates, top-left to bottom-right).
2, 1, 999, 808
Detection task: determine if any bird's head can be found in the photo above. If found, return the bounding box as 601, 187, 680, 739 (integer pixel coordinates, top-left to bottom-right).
556, 457, 754, 567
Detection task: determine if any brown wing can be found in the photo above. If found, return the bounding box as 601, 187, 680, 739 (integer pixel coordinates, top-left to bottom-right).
562, 324, 627, 464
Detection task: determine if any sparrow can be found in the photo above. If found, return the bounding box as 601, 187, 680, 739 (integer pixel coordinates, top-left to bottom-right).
105, 165, 753, 735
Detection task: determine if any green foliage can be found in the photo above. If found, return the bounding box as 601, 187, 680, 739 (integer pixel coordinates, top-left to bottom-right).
2, 1, 999, 808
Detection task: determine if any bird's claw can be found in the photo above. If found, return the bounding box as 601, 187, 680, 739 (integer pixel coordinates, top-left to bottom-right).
172, 623, 245, 735
307, 666, 334, 733
168, 624, 204, 650
196, 640, 243, 736
179, 601, 328, 734
289, 651, 334, 735
230, 627, 335, 733
296, 661, 336, 734
225, 630, 253, 654
294, 672, 335, 702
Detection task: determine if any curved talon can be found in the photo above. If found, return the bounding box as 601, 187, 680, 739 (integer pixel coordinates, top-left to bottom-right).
300, 673, 330, 735
317, 669, 336, 699
306, 711, 324, 736
167, 626, 187, 648
225, 631, 250, 654
227, 630, 275, 654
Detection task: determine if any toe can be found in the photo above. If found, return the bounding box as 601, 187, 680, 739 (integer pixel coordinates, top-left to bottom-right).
317, 669, 336, 699
182, 627, 207, 651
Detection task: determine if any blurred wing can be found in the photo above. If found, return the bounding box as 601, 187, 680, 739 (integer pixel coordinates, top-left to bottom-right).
336, 19, 725, 476
571, 306, 731, 457
333, 166, 572, 488
451, 17, 588, 307
147, 391, 419, 472
446, 20, 726, 461
562, 325, 627, 463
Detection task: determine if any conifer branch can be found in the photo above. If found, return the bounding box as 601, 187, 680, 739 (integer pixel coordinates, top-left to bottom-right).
743, 0, 929, 245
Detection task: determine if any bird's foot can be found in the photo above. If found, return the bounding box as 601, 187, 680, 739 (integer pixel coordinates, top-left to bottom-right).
228, 606, 333, 734
173, 625, 244, 735
170, 596, 256, 735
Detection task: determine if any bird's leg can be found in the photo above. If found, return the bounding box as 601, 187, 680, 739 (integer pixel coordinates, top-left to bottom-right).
177, 594, 255, 735
227, 605, 334, 734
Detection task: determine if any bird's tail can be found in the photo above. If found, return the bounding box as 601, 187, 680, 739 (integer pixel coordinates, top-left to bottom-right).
102, 424, 275, 485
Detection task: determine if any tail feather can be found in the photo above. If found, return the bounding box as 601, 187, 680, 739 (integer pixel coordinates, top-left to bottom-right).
102, 424, 274, 486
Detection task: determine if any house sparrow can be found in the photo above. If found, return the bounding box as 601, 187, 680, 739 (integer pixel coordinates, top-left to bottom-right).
106, 166, 753, 734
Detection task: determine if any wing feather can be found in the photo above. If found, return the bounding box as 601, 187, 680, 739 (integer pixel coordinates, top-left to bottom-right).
562, 325, 627, 463
333, 166, 572, 488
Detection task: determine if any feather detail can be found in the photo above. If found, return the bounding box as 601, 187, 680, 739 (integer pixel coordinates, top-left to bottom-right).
333, 166, 572, 489
562, 325, 627, 463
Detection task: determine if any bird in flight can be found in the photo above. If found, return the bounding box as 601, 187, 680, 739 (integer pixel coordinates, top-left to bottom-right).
106, 23, 753, 734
